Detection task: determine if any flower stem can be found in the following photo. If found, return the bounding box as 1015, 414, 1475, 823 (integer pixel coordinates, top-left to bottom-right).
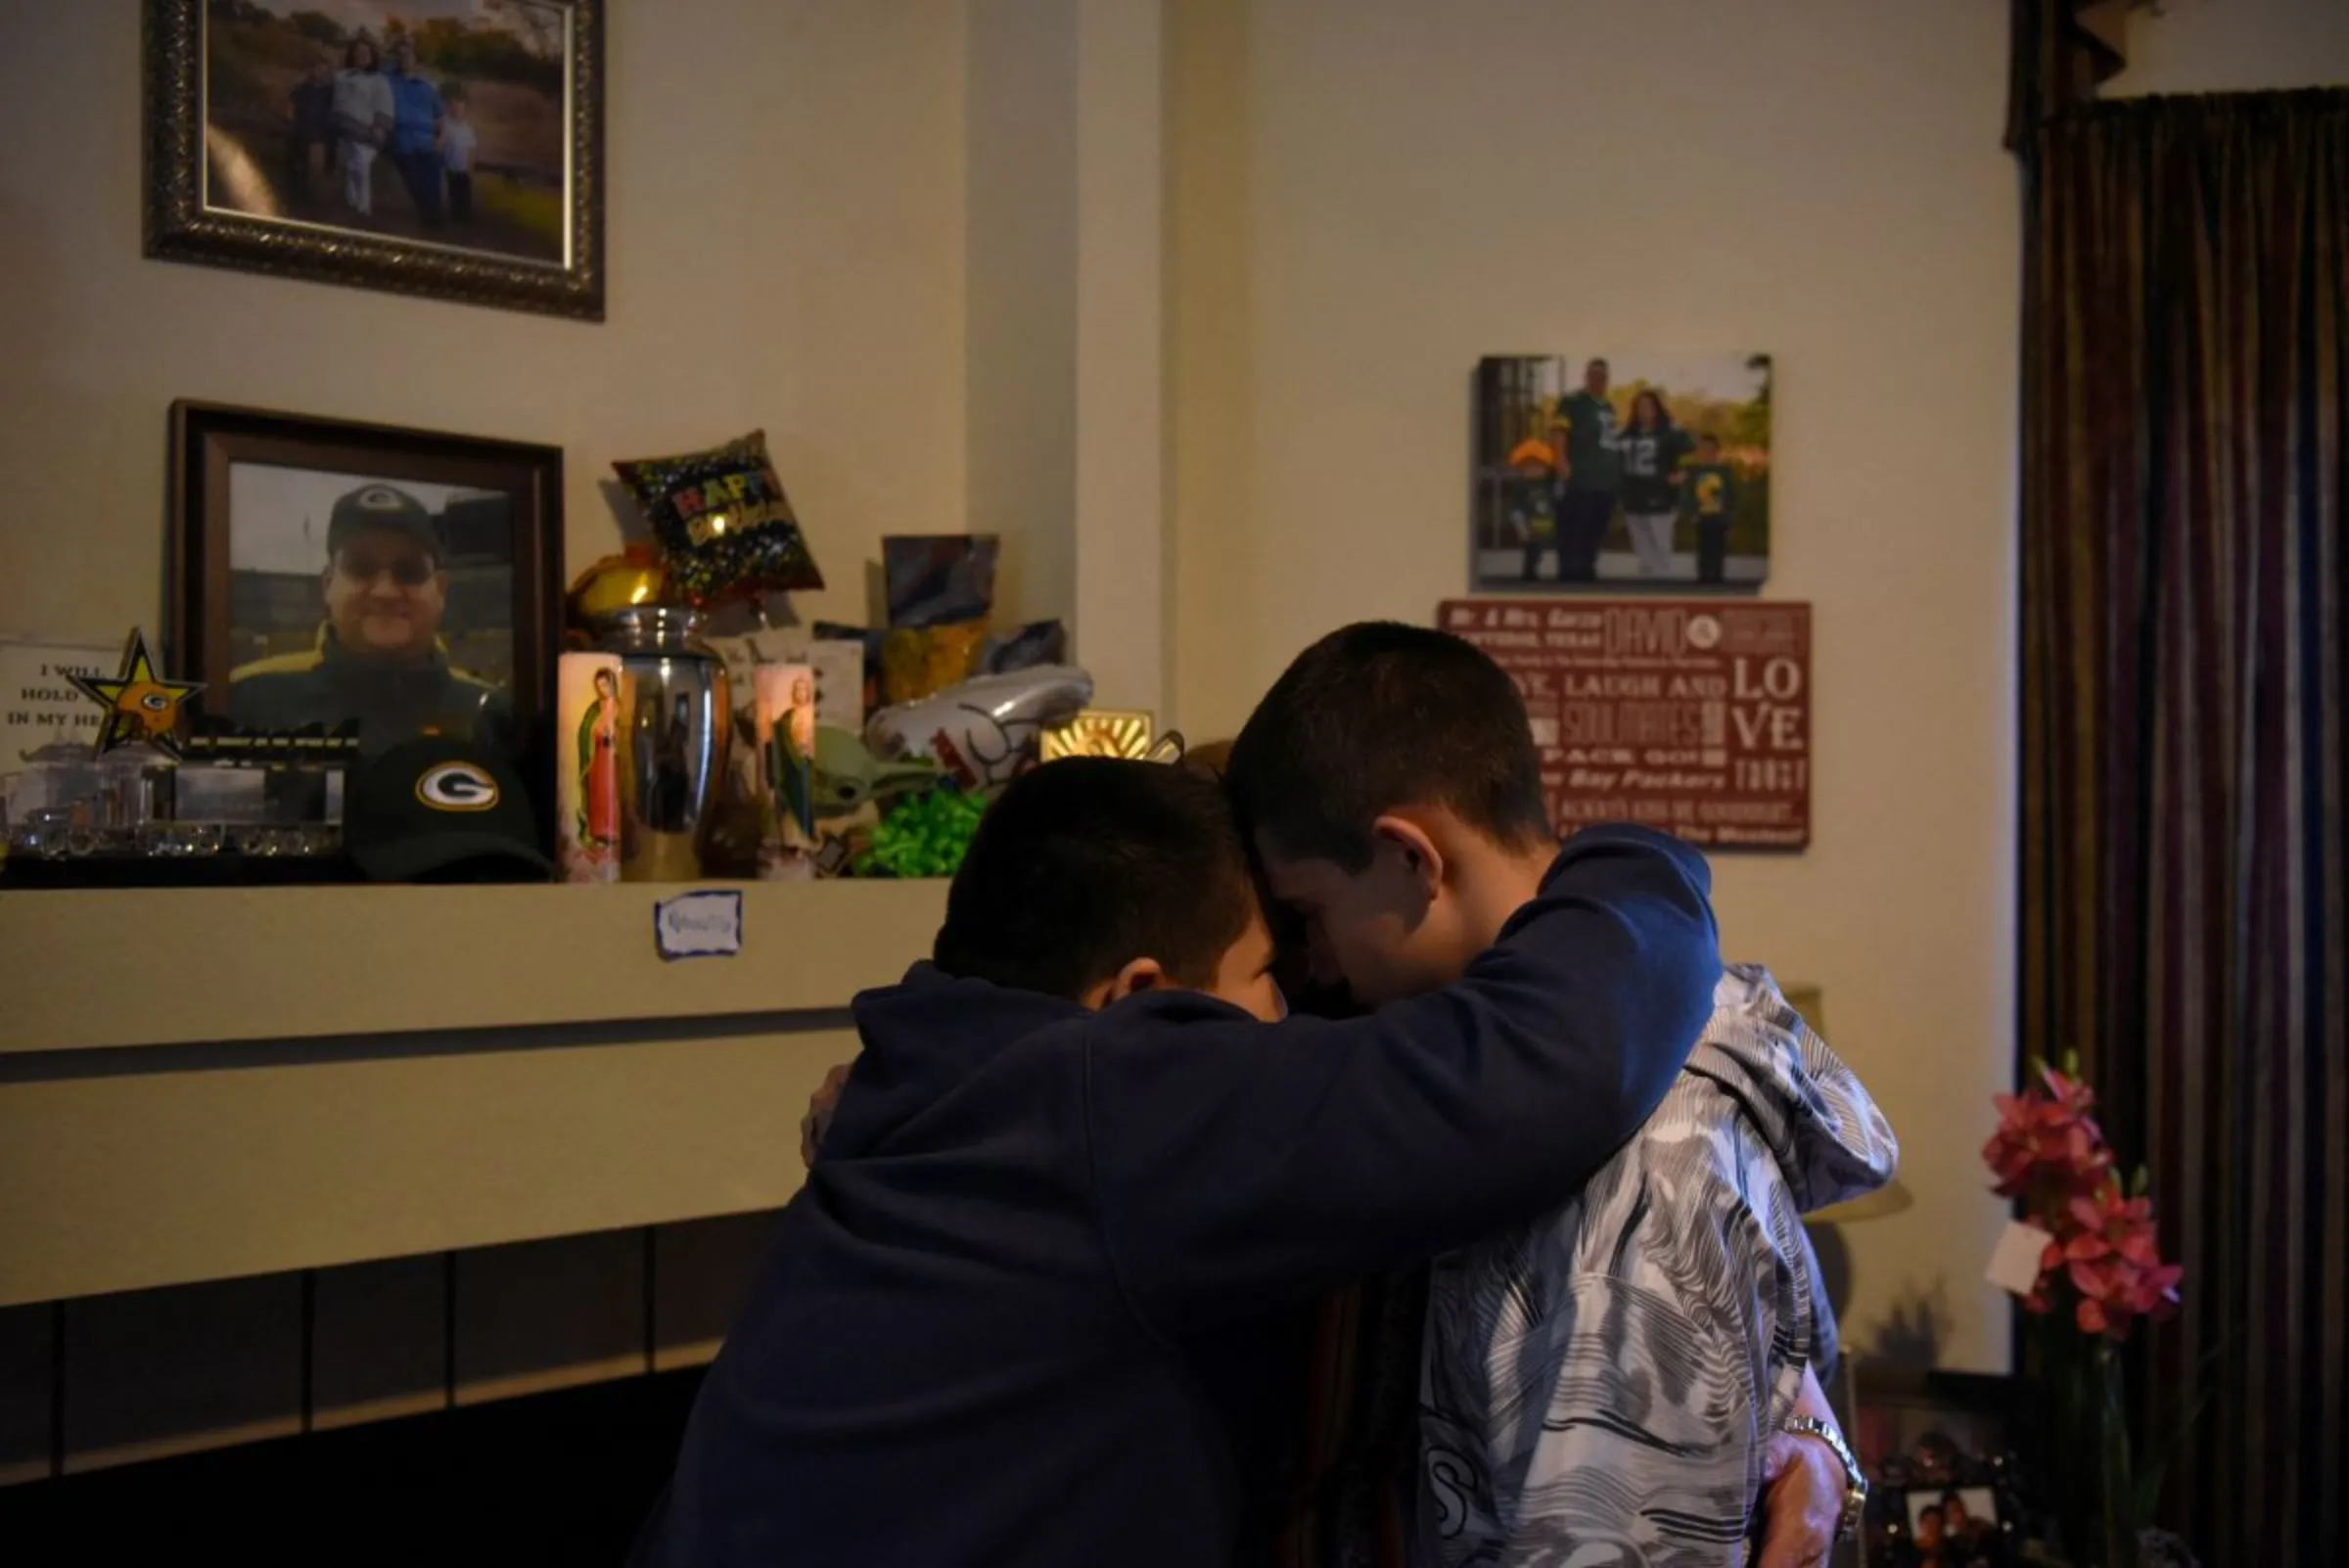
2099, 1342, 2136, 1568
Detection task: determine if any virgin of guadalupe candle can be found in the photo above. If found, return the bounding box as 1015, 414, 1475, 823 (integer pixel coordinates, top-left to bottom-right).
558, 651, 624, 883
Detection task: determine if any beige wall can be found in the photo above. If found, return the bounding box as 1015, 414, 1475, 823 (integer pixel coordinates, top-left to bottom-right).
0, 0, 976, 640
1168, 0, 2024, 1372
965, 0, 1080, 630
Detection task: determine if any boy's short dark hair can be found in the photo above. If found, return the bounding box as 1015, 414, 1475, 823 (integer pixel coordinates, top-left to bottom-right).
1224, 622, 1553, 871
932, 758, 1257, 1000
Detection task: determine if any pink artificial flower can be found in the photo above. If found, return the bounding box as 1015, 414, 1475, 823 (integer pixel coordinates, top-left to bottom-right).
1984, 1062, 2187, 1342
2055, 1180, 2185, 1339
1983, 1064, 2116, 1204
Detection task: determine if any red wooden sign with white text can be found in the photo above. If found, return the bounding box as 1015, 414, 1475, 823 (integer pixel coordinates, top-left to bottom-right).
1437, 599, 1811, 850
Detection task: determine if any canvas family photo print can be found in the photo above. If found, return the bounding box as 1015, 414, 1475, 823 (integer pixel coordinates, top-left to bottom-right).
1471, 352, 1773, 593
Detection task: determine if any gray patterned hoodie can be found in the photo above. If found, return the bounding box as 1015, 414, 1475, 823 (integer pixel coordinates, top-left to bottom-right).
1419, 964, 1899, 1568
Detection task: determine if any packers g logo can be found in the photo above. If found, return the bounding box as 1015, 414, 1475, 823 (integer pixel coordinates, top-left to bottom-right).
416, 761, 500, 811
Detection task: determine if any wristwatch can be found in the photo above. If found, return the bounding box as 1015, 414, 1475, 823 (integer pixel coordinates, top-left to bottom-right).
1781, 1414, 1868, 1542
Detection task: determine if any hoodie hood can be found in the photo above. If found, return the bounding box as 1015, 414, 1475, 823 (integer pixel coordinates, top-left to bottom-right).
1687, 962, 1899, 1213
828, 962, 1090, 1160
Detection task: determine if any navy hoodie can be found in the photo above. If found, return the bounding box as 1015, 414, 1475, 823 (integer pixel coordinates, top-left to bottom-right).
633, 825, 1719, 1568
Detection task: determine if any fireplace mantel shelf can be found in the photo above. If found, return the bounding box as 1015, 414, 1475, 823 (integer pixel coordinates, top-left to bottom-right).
1, 878, 947, 1056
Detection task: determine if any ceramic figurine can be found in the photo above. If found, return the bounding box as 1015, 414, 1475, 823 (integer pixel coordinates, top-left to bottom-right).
811, 726, 944, 814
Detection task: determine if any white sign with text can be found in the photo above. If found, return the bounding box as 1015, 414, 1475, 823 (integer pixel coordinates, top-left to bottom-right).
654, 890, 744, 961
0, 639, 119, 765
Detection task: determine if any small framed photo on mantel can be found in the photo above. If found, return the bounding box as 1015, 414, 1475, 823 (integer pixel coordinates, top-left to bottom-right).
143, 0, 605, 319
168, 400, 564, 776
1850, 1363, 2036, 1568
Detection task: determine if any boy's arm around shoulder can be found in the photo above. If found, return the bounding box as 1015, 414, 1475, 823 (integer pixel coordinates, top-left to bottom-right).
1083, 824, 1723, 1334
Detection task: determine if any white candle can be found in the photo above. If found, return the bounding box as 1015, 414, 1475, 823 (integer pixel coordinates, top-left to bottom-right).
754, 663, 817, 881
558, 652, 623, 883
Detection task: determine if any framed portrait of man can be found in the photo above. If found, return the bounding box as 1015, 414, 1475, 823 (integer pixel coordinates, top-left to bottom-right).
143, 0, 605, 319
169, 401, 563, 777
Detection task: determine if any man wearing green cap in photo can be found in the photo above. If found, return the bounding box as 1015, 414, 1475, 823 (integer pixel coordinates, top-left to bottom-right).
231, 482, 510, 750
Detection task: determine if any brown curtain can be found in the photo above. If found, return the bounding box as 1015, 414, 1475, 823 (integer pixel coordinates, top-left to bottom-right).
2017, 87, 2349, 1565
2004, 0, 2135, 147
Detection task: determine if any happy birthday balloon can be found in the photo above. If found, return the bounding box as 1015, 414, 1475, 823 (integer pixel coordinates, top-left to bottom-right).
614, 431, 824, 609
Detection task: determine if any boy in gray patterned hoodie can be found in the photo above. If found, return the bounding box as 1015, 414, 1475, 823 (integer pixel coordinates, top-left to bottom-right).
1415, 963, 1895, 1566
1226, 623, 1898, 1568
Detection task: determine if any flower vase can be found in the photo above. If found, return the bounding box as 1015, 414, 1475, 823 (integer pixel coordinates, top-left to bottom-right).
2096, 1341, 2137, 1568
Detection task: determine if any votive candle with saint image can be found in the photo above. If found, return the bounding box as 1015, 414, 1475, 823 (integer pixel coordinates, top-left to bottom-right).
754, 663, 817, 882
558, 651, 623, 883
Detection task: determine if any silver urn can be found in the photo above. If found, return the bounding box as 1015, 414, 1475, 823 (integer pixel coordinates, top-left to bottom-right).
594, 605, 733, 882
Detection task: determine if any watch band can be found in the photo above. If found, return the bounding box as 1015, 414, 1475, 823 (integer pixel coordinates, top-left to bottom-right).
1781, 1414, 1868, 1541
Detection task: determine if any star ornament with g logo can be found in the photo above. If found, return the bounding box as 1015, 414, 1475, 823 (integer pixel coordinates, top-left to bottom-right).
69, 628, 206, 758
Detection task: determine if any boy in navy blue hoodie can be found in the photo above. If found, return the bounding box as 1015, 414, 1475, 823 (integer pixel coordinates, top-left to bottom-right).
633, 753, 1721, 1568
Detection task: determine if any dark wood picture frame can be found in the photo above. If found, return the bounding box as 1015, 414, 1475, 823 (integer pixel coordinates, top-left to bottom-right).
1850, 1362, 2035, 1568
168, 400, 564, 831
143, 0, 605, 320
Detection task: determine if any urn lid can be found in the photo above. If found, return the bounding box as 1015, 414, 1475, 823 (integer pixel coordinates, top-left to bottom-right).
595, 604, 714, 656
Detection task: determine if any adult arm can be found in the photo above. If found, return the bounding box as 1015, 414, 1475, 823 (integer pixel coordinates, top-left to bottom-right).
1087, 824, 1719, 1331
1756, 1368, 1850, 1568
800, 1059, 853, 1169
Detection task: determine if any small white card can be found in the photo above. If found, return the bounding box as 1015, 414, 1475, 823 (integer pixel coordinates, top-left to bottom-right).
1985, 1220, 2056, 1296
654, 891, 743, 961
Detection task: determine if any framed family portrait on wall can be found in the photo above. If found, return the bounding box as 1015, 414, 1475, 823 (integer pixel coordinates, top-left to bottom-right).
1470, 352, 1773, 594
168, 401, 564, 775
144, 0, 605, 319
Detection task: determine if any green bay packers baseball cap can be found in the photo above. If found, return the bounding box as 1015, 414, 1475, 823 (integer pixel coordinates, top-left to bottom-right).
345, 736, 554, 883
328, 483, 441, 557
